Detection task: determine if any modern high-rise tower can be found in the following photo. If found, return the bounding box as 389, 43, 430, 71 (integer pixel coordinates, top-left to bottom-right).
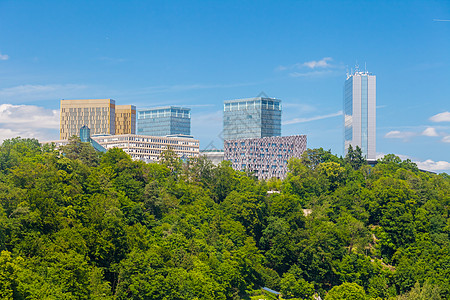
344, 69, 376, 160
137, 106, 191, 136
223, 97, 281, 140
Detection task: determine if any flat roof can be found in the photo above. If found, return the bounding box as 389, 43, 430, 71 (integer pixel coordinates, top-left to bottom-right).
138, 106, 191, 112
61, 99, 116, 104
224, 97, 281, 104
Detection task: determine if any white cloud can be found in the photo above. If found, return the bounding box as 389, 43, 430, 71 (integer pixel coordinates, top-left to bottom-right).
303, 57, 333, 69
442, 136, 450, 143
422, 127, 439, 137
0, 128, 23, 141
283, 110, 343, 125
289, 70, 334, 78
0, 53, 9, 60
415, 160, 450, 172
277, 57, 342, 73
0, 104, 59, 129
384, 130, 416, 139
0, 104, 60, 143
377, 153, 450, 173
430, 111, 450, 122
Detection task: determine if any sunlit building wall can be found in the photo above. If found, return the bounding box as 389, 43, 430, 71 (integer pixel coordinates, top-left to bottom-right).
115, 105, 136, 135
344, 70, 376, 160
60, 99, 115, 140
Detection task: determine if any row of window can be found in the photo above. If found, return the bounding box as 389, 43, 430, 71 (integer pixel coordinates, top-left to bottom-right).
99, 137, 198, 146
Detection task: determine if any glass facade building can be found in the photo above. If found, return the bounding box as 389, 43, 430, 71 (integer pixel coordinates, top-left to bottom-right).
79, 125, 106, 152
137, 106, 191, 136
223, 97, 281, 140
344, 70, 376, 160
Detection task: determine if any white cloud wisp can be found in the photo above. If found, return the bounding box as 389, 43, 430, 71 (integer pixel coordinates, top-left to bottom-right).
303, 57, 333, 69
430, 111, 450, 122
422, 127, 439, 137
0, 104, 60, 143
384, 130, 416, 140
377, 153, 450, 173
283, 111, 343, 125
415, 160, 450, 172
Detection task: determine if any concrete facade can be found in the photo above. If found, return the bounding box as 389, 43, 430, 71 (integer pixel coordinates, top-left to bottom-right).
92, 134, 199, 163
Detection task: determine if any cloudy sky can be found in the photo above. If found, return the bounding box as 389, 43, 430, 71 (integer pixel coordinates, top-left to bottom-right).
0, 0, 449, 173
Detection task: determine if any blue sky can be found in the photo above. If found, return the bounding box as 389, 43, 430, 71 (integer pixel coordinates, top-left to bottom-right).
0, 0, 449, 172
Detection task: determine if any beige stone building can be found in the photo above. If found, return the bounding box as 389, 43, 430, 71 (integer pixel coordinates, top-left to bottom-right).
60, 99, 137, 139
115, 105, 136, 135
60, 99, 116, 139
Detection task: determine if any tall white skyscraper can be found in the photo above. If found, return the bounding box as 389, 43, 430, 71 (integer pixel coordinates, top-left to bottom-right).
344, 68, 376, 160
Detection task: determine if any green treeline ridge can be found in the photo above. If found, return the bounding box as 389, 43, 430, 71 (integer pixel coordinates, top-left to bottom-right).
0, 137, 449, 300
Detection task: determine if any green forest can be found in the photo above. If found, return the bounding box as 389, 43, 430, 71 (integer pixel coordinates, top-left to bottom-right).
0, 137, 449, 300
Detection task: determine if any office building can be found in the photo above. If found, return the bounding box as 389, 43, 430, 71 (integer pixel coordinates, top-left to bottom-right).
344, 69, 376, 160
137, 106, 191, 136
115, 105, 136, 135
60, 99, 115, 139
200, 149, 224, 165
44, 125, 106, 152
223, 97, 281, 140
224, 135, 307, 180
79, 125, 107, 152
92, 134, 199, 163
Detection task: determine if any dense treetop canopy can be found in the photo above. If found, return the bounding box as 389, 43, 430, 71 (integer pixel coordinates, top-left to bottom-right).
0, 138, 448, 300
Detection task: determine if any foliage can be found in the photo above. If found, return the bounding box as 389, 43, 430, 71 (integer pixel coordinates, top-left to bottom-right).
0, 139, 449, 299
324, 282, 366, 300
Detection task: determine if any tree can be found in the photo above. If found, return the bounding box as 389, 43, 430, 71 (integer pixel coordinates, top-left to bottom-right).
397, 281, 441, 300
159, 148, 182, 175
0, 251, 23, 300
60, 135, 100, 166
344, 145, 366, 170
300, 148, 340, 170
279, 272, 314, 299
325, 282, 366, 300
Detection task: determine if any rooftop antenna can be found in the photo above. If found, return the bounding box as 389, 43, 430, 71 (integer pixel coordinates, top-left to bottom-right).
355, 60, 359, 73
365, 62, 367, 73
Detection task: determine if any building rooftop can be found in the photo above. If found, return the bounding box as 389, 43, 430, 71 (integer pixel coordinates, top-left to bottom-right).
224, 97, 281, 104
138, 106, 191, 112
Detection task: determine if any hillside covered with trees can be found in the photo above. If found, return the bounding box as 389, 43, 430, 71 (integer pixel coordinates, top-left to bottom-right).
0, 137, 449, 299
